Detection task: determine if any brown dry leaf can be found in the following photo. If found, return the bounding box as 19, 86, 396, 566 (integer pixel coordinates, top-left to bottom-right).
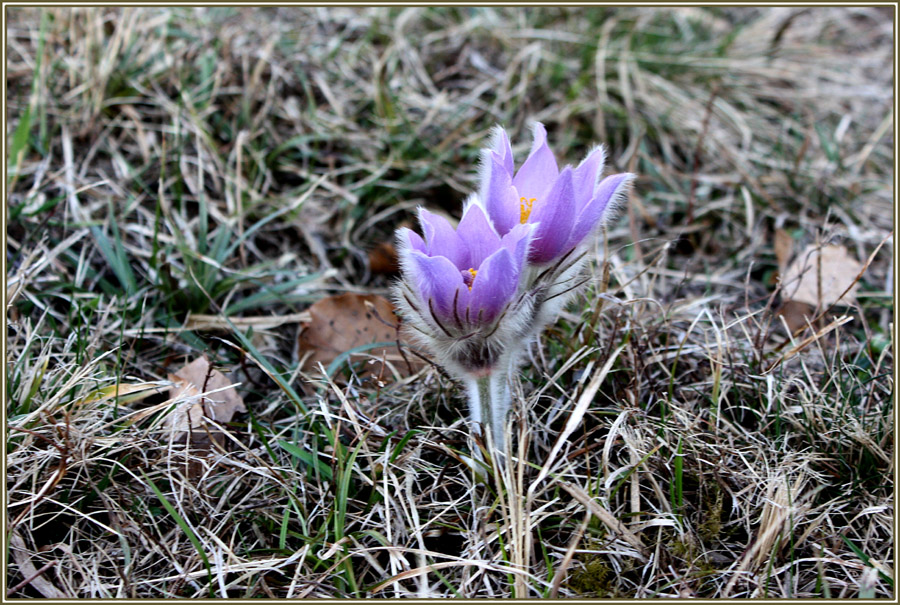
368, 242, 399, 275
163, 356, 246, 439
778, 299, 816, 335
774, 228, 793, 274
298, 293, 420, 381
781, 244, 862, 307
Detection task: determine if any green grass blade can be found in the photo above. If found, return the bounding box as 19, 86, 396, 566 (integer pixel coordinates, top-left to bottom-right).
224, 320, 310, 416
142, 472, 213, 593
9, 104, 32, 179
222, 274, 323, 315
8, 10, 46, 180
279, 506, 291, 551
92, 225, 137, 296
670, 436, 684, 518
277, 439, 334, 482
841, 535, 893, 587
389, 429, 421, 464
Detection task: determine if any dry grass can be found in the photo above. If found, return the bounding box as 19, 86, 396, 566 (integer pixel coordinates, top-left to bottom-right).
5, 6, 894, 598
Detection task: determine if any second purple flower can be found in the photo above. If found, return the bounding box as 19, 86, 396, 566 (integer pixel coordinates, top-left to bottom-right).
480, 123, 633, 265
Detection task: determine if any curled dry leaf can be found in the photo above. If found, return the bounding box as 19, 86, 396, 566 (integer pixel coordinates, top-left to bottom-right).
164, 356, 246, 440
781, 244, 863, 308
298, 292, 422, 382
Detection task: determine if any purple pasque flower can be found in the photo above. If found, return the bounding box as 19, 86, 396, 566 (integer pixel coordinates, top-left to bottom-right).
480, 122, 634, 265
394, 199, 535, 378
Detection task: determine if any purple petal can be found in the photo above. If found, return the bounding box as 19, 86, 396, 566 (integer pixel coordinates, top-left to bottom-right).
481, 149, 519, 236
398, 227, 427, 254
512, 123, 558, 202
457, 203, 501, 269
490, 126, 515, 176
528, 167, 577, 264
567, 173, 633, 249
571, 146, 606, 208
418, 209, 465, 268
469, 248, 519, 324
454, 277, 472, 323
499, 222, 534, 272
408, 251, 466, 321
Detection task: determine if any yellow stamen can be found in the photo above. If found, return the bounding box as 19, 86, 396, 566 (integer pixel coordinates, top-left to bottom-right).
467, 268, 478, 290
519, 197, 536, 224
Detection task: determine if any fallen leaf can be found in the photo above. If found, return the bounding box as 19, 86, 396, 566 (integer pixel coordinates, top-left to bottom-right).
368, 242, 399, 275
298, 293, 421, 382
774, 228, 793, 274
781, 244, 862, 308
778, 299, 816, 335
163, 356, 246, 440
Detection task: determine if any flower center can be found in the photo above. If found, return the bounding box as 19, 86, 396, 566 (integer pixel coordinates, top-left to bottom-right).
466, 268, 478, 290
519, 197, 536, 224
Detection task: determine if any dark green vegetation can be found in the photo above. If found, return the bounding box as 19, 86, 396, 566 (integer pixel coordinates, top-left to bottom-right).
6, 6, 893, 598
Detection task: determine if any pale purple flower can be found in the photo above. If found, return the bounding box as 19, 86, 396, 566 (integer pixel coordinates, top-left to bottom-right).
481, 123, 634, 265
391, 124, 637, 457
394, 200, 535, 378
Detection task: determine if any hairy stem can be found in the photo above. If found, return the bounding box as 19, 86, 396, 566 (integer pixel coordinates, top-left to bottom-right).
466, 370, 511, 455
